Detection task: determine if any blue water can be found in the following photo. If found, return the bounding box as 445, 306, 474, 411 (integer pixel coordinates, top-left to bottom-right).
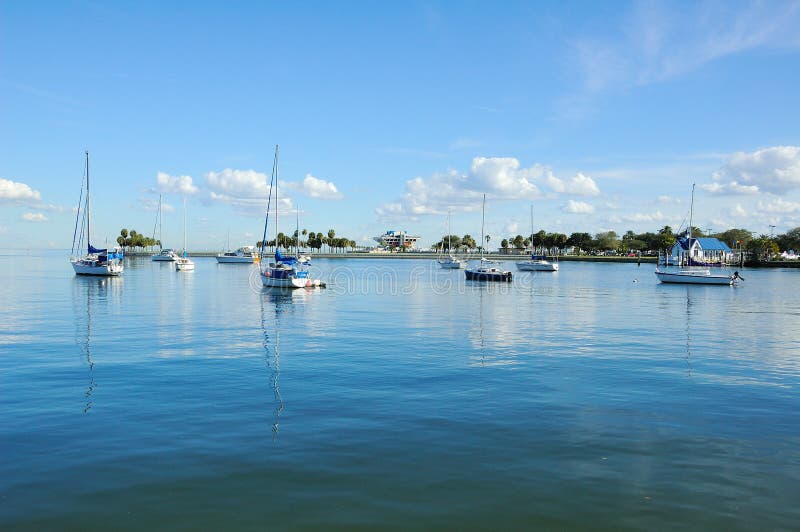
2, 253, 799, 529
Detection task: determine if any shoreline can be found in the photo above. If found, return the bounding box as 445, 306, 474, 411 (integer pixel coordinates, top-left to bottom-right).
120, 251, 800, 267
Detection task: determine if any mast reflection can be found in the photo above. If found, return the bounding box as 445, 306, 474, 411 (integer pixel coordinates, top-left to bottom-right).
72, 277, 118, 413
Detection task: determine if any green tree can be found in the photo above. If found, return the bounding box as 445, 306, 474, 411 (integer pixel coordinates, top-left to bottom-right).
462, 234, 477, 250
512, 235, 524, 249
595, 231, 619, 251
501, 238, 509, 250
775, 227, 800, 252
747, 235, 779, 261
567, 232, 593, 252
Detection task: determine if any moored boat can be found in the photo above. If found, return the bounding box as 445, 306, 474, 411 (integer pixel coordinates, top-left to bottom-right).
654, 184, 743, 286
258, 146, 325, 289
175, 197, 194, 272
216, 246, 257, 263
70, 151, 124, 276
465, 194, 512, 282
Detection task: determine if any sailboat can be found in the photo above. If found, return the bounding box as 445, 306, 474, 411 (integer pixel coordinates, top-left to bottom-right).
465, 194, 512, 282
151, 195, 178, 261
437, 209, 466, 269
516, 205, 558, 272
654, 184, 741, 285
259, 146, 322, 288
70, 151, 124, 276
175, 197, 195, 271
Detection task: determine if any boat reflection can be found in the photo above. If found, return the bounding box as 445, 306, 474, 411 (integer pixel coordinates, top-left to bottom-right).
259, 286, 321, 440
72, 276, 122, 413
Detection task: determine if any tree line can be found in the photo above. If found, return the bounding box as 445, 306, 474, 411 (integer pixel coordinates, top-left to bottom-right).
116, 228, 159, 251
434, 226, 800, 259
256, 229, 357, 253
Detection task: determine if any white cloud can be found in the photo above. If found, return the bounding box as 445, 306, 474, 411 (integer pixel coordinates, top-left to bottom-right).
729, 204, 748, 217
283, 174, 343, 200
138, 197, 175, 213
705, 146, 800, 195
618, 211, 665, 223
156, 172, 199, 195
30, 203, 69, 212
20, 212, 47, 222
572, 2, 800, 92
205, 168, 268, 211
757, 198, 800, 214
0, 177, 41, 202
657, 195, 680, 204
376, 157, 595, 221
546, 172, 600, 196
468, 157, 542, 198
505, 221, 519, 233
562, 200, 594, 214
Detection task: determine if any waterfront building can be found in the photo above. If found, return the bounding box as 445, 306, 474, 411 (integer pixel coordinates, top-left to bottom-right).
668, 236, 734, 266
374, 230, 421, 249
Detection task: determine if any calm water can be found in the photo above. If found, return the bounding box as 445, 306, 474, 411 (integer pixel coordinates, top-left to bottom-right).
2, 252, 799, 530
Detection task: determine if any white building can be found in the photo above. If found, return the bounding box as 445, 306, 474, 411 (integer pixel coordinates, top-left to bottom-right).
374, 230, 421, 249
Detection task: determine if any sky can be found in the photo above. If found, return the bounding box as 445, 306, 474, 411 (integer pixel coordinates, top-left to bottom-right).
2, 0, 800, 250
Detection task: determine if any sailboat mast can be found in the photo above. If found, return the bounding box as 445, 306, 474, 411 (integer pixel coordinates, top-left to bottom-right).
480, 194, 486, 258
530, 204, 534, 254
275, 146, 280, 248
296, 206, 300, 255
158, 195, 163, 249
86, 151, 90, 251
688, 183, 695, 241
183, 196, 187, 255
447, 209, 452, 254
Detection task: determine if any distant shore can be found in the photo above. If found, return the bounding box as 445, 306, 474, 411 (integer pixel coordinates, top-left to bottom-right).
122, 250, 800, 268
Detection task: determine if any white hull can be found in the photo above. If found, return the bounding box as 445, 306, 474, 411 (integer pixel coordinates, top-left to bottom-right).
655, 269, 733, 285
152, 254, 177, 262
438, 258, 466, 269
175, 258, 195, 271
71, 259, 123, 276
516, 261, 558, 272
260, 272, 310, 288
216, 255, 254, 263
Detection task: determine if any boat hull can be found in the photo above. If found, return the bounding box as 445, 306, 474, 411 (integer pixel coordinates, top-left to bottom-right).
175, 259, 195, 271
151, 255, 176, 262
655, 270, 732, 285
216, 256, 254, 263
260, 272, 309, 288
465, 269, 512, 282
516, 261, 558, 272
71, 260, 123, 276
438, 259, 466, 269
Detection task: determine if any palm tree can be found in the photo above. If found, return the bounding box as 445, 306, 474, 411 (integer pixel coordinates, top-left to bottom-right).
327, 229, 335, 253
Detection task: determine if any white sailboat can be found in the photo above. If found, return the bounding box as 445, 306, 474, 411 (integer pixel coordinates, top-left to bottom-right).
259, 146, 322, 289
70, 151, 124, 276
438, 209, 466, 269
175, 197, 195, 271
465, 194, 512, 282
655, 184, 741, 285
517, 205, 558, 272
151, 195, 178, 262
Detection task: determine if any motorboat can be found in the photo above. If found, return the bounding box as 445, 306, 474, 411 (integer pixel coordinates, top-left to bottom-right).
216, 246, 257, 263
516, 254, 559, 271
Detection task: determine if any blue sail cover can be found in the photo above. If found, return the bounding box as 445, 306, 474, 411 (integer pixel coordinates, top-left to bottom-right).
275, 248, 298, 265
107, 251, 124, 260
88, 244, 107, 254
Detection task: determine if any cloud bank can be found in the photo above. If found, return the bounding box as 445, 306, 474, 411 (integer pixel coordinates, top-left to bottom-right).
0, 177, 41, 202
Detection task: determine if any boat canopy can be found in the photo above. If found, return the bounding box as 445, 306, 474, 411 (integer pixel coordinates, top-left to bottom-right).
275, 248, 297, 265
88, 244, 106, 254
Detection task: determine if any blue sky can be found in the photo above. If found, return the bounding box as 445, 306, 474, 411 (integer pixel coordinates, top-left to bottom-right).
2, 0, 800, 250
